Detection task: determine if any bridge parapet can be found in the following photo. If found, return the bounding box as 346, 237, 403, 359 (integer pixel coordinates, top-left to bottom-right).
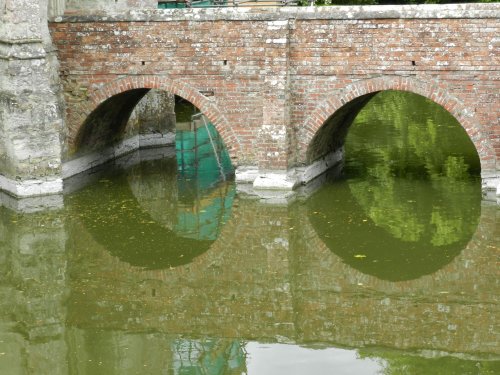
52, 3, 500, 21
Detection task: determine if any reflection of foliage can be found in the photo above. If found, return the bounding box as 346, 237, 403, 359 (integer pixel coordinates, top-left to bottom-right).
349, 176, 480, 246
359, 349, 500, 375
307, 178, 479, 281
307, 90, 482, 281
430, 211, 464, 246
370, 201, 425, 242
345, 90, 481, 246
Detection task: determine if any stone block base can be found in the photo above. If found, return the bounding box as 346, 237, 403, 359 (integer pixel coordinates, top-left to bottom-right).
0, 175, 63, 198
481, 171, 500, 195
62, 133, 175, 179
236, 148, 344, 191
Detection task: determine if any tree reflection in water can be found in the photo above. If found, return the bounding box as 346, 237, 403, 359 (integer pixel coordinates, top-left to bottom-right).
308, 90, 482, 281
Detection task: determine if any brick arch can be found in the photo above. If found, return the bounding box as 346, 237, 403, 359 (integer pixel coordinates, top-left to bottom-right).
80, 76, 240, 163
300, 76, 496, 172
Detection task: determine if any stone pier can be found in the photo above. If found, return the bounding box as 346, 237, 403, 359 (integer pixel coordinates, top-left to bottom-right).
0, 0, 64, 197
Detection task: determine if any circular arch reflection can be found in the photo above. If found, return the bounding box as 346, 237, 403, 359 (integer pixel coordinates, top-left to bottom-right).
307, 91, 482, 282
307, 178, 481, 282
67, 149, 235, 270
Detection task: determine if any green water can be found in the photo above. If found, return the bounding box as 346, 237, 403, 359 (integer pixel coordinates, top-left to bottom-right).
0, 92, 498, 374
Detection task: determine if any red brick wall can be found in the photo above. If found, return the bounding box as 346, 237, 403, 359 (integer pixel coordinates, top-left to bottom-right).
292, 17, 499, 172
49, 6, 499, 173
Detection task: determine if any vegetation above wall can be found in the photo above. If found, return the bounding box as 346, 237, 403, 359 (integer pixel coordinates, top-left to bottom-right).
301, 0, 497, 5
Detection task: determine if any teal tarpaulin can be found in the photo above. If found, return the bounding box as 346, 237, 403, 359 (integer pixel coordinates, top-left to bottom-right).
175, 121, 234, 241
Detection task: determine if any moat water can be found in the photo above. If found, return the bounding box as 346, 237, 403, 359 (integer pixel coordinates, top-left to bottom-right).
0, 92, 498, 374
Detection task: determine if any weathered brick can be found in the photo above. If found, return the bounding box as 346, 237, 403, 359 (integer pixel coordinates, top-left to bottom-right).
45, 5, 499, 176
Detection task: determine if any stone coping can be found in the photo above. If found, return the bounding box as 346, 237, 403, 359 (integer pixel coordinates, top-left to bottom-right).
52, 4, 500, 23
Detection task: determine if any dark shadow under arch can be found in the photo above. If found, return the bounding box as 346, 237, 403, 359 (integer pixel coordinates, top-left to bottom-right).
75, 89, 150, 155
307, 93, 376, 163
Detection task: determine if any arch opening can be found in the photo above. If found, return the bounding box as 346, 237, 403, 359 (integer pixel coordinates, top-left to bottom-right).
74, 88, 150, 156
67, 86, 235, 183
306, 90, 481, 181
306, 90, 483, 281
344, 90, 481, 180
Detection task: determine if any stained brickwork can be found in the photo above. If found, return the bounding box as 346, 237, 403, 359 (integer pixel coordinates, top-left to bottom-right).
49, 6, 499, 178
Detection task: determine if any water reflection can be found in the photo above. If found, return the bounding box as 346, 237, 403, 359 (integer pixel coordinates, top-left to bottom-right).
66, 148, 235, 270
307, 91, 482, 281
308, 177, 481, 281
67, 329, 246, 374
0, 189, 498, 374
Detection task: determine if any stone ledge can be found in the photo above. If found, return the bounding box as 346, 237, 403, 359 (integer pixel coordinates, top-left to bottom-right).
51, 4, 500, 23
236, 149, 344, 192
253, 171, 299, 190
62, 133, 175, 179
481, 171, 500, 197
0, 40, 47, 60
298, 148, 344, 185
0, 174, 63, 198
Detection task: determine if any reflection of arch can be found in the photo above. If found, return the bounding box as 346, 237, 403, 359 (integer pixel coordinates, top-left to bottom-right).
76, 173, 212, 269
305, 179, 482, 281
300, 76, 496, 171
71, 154, 235, 270
72, 76, 239, 162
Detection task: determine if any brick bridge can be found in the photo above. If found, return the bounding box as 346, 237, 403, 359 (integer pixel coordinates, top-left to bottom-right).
0, 3, 499, 196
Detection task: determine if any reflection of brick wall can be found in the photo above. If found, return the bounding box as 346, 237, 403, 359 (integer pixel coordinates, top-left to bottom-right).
67, 199, 296, 340
49, 6, 499, 172
293, 204, 499, 355
67, 198, 499, 356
